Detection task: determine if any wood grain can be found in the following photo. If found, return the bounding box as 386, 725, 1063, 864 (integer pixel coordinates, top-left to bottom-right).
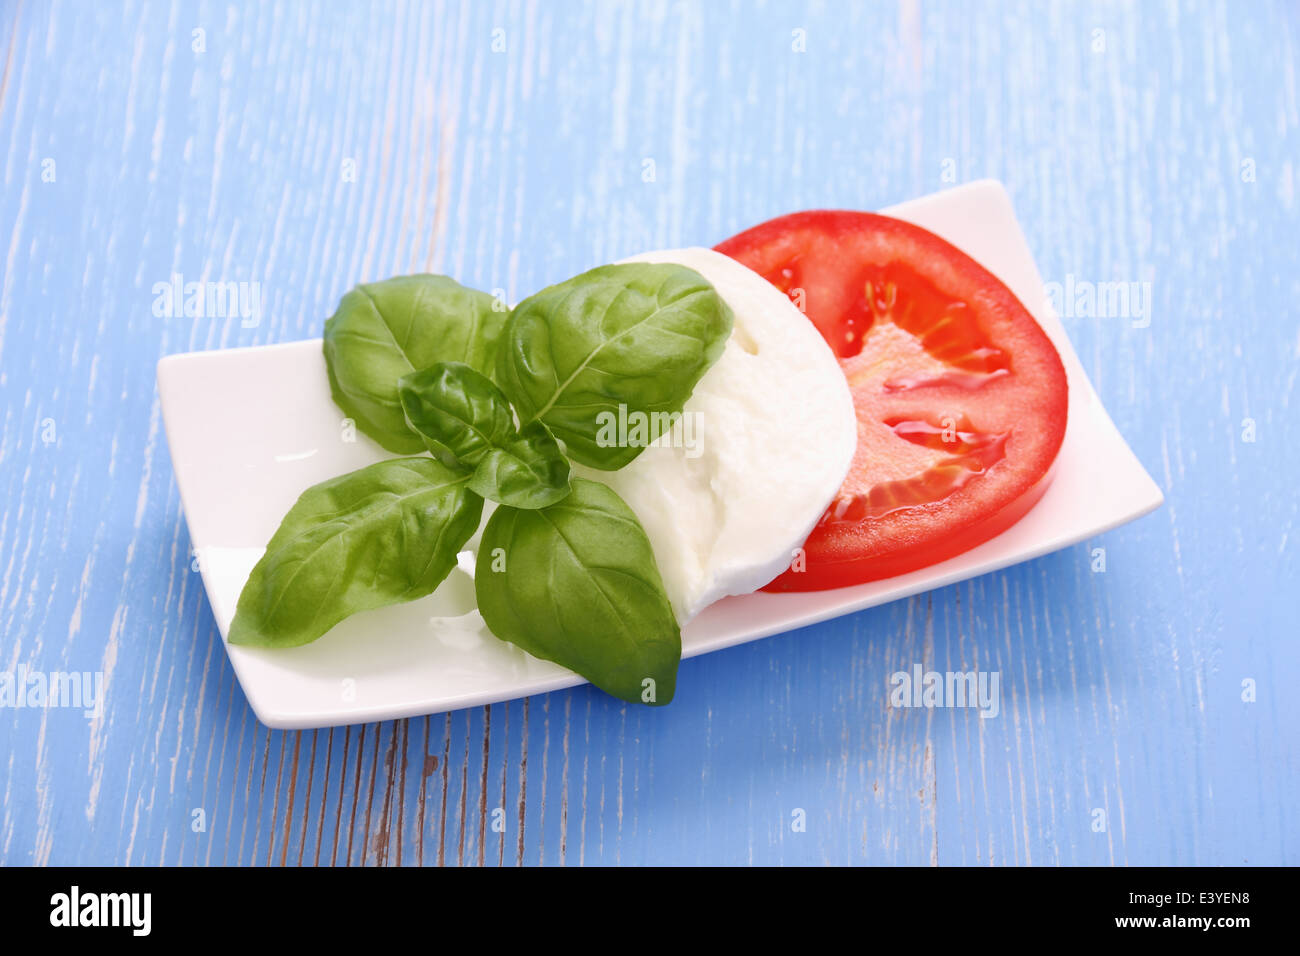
0, 0, 1295, 865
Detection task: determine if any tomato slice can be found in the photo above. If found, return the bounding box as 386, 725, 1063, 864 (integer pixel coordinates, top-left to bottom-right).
715, 211, 1068, 590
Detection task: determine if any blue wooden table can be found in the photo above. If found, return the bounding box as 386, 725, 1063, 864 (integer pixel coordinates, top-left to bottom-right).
1, 0, 1295, 866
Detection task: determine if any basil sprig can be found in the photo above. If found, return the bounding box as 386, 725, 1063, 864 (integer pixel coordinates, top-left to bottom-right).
398, 362, 570, 510
239, 261, 732, 705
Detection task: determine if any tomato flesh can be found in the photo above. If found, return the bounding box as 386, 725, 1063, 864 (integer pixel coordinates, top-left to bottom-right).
715, 211, 1069, 590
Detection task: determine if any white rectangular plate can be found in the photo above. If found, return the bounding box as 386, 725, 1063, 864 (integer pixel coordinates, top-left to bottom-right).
158, 180, 1163, 729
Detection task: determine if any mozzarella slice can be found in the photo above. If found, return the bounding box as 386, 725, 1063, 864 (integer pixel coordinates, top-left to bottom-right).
572, 247, 857, 622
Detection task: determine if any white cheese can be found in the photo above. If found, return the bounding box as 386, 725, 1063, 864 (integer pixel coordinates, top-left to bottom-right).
573, 247, 857, 622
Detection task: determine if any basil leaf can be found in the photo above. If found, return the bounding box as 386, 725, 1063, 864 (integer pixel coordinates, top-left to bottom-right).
474, 477, 680, 704
398, 362, 516, 467
495, 263, 733, 470
228, 458, 483, 648
468, 420, 571, 509
324, 275, 505, 454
